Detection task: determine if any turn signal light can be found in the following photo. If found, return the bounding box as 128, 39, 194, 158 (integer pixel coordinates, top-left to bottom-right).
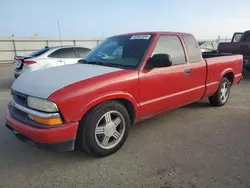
24, 61, 36, 65
28, 114, 62, 126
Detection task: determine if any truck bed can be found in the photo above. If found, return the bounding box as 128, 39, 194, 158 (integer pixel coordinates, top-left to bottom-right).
202, 52, 237, 59
202, 53, 243, 98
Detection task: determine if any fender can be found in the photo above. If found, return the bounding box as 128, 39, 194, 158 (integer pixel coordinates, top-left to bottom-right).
220, 68, 235, 81
79, 91, 140, 122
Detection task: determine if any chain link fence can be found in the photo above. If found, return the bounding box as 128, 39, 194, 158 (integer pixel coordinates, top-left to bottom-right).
0, 37, 104, 63
0, 36, 233, 63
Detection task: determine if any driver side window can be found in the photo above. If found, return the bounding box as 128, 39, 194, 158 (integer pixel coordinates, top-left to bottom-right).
151, 35, 187, 66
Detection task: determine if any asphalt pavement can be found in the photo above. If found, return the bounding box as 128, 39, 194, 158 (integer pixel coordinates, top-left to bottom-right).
0, 64, 250, 188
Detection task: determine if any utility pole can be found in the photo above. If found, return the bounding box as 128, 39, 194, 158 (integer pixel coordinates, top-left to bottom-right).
217, 35, 220, 43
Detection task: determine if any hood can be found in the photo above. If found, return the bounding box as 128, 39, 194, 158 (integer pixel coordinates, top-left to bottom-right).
12, 64, 122, 99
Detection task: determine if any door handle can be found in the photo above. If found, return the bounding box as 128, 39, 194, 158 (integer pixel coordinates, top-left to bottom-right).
184, 69, 191, 75
57, 59, 63, 62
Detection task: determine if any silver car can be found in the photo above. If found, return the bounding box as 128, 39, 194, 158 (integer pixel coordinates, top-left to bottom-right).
199, 41, 218, 53
14, 46, 91, 78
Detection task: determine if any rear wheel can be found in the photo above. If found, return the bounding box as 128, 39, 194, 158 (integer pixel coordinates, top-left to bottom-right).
77, 101, 130, 157
209, 77, 230, 107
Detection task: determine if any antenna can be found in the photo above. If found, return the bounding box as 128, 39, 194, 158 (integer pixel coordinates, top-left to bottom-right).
57, 20, 63, 46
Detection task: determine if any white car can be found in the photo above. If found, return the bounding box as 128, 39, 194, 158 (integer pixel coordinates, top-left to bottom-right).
199, 41, 218, 53
13, 46, 91, 78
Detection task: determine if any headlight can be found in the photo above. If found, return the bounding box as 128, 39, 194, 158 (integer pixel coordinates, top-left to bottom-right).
27, 96, 59, 112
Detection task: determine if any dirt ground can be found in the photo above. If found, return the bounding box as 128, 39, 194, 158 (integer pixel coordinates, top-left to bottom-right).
0, 64, 250, 188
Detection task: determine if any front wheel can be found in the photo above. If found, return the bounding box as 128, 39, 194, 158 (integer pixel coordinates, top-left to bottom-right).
77, 101, 130, 157
209, 77, 231, 107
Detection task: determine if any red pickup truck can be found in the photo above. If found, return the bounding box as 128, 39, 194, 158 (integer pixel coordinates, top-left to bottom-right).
6, 31, 243, 157
218, 30, 250, 71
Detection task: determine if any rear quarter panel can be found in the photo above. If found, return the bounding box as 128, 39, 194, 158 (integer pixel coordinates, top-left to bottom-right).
21, 58, 52, 73
37, 58, 58, 69
48, 70, 140, 123
204, 55, 243, 98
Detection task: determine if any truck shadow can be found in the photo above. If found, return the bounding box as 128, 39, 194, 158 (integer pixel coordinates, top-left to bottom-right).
183, 101, 210, 109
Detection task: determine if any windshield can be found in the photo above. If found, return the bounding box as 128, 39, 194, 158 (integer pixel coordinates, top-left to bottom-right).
81, 34, 154, 69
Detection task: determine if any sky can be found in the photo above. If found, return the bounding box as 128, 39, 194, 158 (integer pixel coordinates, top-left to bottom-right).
0, 0, 250, 40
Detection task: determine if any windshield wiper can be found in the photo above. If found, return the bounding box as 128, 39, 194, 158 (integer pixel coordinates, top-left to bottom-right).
78, 59, 106, 66
80, 61, 121, 67
79, 59, 108, 66
79, 60, 135, 69
78, 59, 88, 63
82, 61, 107, 66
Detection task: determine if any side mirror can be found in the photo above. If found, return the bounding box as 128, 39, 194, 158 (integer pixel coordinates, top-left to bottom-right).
145, 53, 172, 69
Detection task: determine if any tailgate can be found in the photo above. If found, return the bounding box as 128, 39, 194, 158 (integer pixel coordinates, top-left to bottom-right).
218, 42, 240, 54
218, 42, 250, 59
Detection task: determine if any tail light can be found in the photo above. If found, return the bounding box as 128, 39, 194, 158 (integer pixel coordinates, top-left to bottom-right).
23, 60, 36, 65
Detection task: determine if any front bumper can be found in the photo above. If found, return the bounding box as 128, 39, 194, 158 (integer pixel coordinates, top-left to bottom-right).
5, 109, 79, 151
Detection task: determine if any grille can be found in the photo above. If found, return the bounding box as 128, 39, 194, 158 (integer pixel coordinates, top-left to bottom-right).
9, 90, 58, 129
9, 104, 29, 122
8, 104, 49, 129
11, 90, 27, 107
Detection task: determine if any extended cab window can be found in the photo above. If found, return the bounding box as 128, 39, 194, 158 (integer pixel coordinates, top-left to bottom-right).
183, 35, 201, 63
151, 35, 186, 65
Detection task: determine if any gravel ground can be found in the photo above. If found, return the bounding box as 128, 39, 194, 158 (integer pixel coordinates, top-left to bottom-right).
0, 64, 250, 188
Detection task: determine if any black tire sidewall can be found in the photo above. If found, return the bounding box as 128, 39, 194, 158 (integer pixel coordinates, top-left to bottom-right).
80, 101, 130, 157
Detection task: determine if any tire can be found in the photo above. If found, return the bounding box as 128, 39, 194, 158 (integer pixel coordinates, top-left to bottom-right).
244, 67, 250, 72
209, 77, 231, 107
77, 101, 130, 157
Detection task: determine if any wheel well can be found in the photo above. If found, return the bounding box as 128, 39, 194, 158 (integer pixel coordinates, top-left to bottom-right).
115, 99, 136, 124
223, 72, 234, 85
75, 98, 136, 148
81, 98, 136, 124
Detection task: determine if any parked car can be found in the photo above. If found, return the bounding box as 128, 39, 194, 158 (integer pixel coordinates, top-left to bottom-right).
13, 46, 91, 78
218, 30, 250, 71
6, 31, 243, 157
198, 41, 218, 52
